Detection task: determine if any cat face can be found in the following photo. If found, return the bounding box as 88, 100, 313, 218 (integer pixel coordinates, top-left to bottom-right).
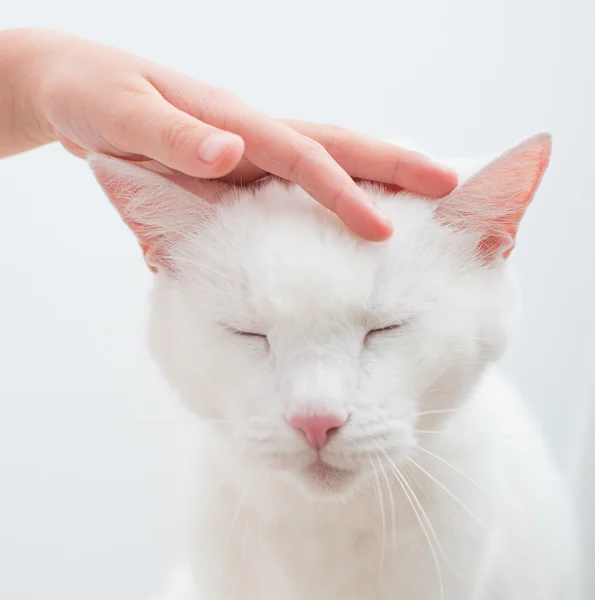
90, 134, 551, 497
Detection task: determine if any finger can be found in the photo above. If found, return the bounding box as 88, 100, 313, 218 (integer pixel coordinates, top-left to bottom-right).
149, 73, 393, 241
281, 120, 458, 197
219, 157, 267, 183
113, 92, 245, 178
56, 131, 88, 159
220, 122, 458, 194
211, 111, 396, 240
352, 178, 404, 194
243, 116, 394, 240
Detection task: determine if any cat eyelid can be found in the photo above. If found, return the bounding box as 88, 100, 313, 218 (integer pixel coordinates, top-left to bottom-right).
369, 323, 402, 334
365, 322, 407, 340
221, 324, 267, 338
236, 330, 267, 339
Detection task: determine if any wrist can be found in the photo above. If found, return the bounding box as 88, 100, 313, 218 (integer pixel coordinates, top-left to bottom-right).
0, 28, 63, 154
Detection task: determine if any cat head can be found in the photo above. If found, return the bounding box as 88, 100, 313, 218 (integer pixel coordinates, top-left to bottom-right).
90, 134, 551, 498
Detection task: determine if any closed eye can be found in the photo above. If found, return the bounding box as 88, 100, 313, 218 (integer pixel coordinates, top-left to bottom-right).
234, 330, 267, 339
231, 329, 269, 350
364, 323, 403, 343
222, 325, 267, 339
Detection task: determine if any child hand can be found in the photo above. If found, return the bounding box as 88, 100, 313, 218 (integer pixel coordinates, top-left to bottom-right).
3, 29, 457, 240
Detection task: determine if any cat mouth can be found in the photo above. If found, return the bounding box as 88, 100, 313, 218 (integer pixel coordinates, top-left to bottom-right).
302, 459, 355, 491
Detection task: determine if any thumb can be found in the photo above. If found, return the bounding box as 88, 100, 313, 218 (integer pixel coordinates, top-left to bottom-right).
55, 131, 88, 158
117, 96, 245, 177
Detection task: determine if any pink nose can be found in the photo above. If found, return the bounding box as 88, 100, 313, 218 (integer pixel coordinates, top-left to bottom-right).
288, 413, 347, 449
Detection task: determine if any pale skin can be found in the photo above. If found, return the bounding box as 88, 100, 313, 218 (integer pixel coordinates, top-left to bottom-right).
0, 28, 458, 241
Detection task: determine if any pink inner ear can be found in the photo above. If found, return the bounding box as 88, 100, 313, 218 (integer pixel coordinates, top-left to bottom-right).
91, 160, 165, 272
90, 154, 224, 275
438, 133, 552, 261
122, 158, 244, 204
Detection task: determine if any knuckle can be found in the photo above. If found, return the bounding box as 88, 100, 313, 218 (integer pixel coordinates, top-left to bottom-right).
286, 140, 345, 212
110, 106, 145, 149
285, 148, 303, 181
161, 119, 196, 155
321, 125, 347, 155
289, 140, 327, 179
302, 139, 326, 156
328, 184, 349, 212
213, 86, 239, 105
107, 86, 157, 149
391, 155, 405, 184
287, 140, 326, 181
193, 86, 237, 126
193, 88, 220, 117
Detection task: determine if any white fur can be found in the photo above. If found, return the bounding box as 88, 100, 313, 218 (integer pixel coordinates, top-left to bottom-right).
91, 137, 578, 599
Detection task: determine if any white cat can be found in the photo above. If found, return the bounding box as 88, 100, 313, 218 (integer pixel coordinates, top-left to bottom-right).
91, 133, 579, 600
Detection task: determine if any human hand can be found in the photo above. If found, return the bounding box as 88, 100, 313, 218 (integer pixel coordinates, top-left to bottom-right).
5, 29, 458, 240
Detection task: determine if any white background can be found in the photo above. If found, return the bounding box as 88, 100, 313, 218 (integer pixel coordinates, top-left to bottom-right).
1, 1, 594, 598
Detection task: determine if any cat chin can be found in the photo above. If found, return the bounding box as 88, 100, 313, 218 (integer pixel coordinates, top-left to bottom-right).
286, 461, 364, 500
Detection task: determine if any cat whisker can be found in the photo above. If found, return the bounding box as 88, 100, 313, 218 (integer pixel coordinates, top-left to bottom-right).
242, 504, 252, 569
395, 469, 447, 600
375, 456, 397, 554
370, 458, 387, 574
401, 462, 428, 501
374, 442, 446, 563
207, 452, 252, 501
259, 505, 265, 552
412, 445, 487, 494
406, 456, 487, 531
377, 451, 445, 600
220, 490, 248, 570
408, 409, 459, 417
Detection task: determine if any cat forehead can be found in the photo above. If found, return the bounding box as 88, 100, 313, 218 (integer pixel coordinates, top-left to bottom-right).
192, 180, 444, 255
178, 181, 459, 323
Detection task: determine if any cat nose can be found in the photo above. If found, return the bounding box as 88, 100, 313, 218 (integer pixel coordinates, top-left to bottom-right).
288, 412, 348, 449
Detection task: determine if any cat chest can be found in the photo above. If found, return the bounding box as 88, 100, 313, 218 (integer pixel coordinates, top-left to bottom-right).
252, 520, 450, 600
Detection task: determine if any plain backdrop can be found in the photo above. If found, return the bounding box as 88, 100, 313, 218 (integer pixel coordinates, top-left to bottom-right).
1, 1, 594, 598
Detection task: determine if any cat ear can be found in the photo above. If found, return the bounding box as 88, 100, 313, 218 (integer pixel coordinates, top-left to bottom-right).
437, 133, 552, 262
89, 154, 215, 274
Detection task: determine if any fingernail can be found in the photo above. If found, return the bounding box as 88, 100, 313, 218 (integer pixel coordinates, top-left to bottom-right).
359, 191, 393, 229
366, 197, 393, 228
377, 209, 393, 230
198, 133, 237, 164
429, 159, 458, 179
358, 189, 377, 207
437, 166, 459, 192
365, 209, 394, 242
